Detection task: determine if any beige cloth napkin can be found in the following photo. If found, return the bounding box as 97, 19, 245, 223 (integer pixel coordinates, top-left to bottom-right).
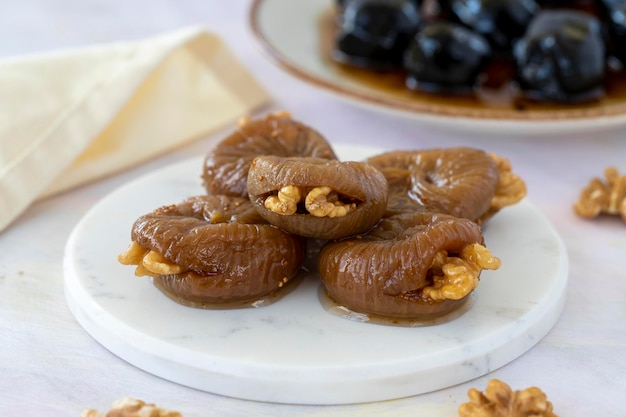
0, 27, 269, 232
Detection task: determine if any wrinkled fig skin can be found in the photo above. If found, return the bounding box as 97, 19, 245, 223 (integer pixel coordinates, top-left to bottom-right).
366, 147, 499, 221
131, 195, 305, 304
403, 22, 492, 93
514, 10, 606, 103
450, 0, 539, 55
159, 194, 266, 225
333, 0, 422, 69
318, 212, 485, 319
202, 114, 337, 198
247, 155, 389, 240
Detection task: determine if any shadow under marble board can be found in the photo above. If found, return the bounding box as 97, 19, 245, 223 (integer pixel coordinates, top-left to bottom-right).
63, 143, 568, 405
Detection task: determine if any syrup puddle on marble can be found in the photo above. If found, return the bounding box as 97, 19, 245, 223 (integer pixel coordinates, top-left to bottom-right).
317, 285, 476, 327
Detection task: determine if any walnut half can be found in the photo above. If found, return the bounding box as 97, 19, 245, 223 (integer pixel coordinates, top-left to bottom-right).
489, 153, 527, 211
118, 241, 186, 277
574, 167, 626, 221
81, 398, 182, 417
264, 185, 357, 218
422, 243, 501, 301
458, 379, 558, 417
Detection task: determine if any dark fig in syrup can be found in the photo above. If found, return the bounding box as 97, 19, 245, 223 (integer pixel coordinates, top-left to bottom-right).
536, 0, 593, 5
514, 9, 606, 102
403, 22, 492, 93
333, 0, 422, 69
449, 0, 540, 55
596, 0, 626, 64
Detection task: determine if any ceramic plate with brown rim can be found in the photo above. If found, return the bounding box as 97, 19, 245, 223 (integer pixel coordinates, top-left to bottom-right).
250, 0, 626, 137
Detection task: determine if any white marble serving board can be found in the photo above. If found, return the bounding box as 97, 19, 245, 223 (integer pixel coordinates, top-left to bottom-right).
63, 144, 568, 405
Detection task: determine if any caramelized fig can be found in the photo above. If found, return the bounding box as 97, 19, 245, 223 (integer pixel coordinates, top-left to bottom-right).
403, 21, 492, 93
333, 0, 422, 69
366, 147, 500, 221
514, 9, 606, 102
247, 155, 388, 240
318, 212, 499, 320
118, 195, 306, 307
202, 113, 337, 198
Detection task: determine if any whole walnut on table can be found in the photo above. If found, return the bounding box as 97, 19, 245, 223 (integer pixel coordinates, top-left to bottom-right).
81, 398, 182, 417
574, 167, 626, 222
458, 379, 558, 417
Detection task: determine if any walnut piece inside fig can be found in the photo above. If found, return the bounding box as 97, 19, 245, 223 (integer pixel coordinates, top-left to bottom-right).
263, 185, 359, 218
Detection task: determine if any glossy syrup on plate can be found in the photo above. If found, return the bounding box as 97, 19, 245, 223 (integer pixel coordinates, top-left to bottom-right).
152, 270, 307, 309
318, 7, 626, 119
317, 285, 476, 327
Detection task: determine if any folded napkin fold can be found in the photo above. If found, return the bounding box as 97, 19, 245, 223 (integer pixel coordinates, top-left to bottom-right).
0, 27, 269, 232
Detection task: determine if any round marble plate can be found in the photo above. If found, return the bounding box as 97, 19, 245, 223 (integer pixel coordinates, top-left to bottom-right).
250, 0, 626, 136
64, 144, 568, 405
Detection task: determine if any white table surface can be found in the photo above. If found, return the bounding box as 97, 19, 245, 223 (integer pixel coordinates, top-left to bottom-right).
1, 1, 625, 416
